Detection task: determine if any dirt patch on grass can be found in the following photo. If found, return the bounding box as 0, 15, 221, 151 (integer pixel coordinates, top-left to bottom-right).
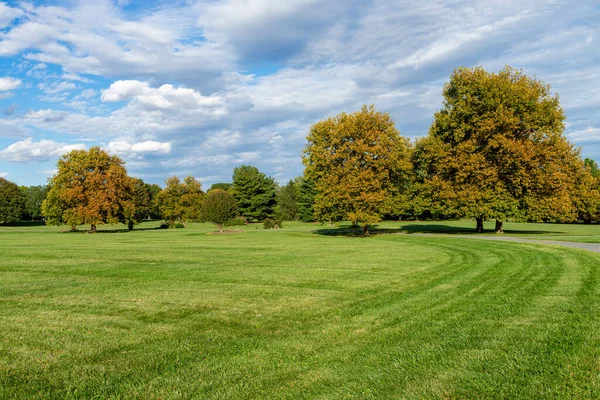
207, 230, 245, 235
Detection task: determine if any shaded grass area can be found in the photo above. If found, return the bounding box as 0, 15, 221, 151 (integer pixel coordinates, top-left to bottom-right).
312, 220, 600, 243
1, 221, 600, 398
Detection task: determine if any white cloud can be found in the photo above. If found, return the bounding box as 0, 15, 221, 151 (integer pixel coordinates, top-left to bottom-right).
0, 77, 22, 91
101, 80, 149, 102
0, 3, 23, 29
38, 81, 77, 94
62, 73, 92, 83
0, 172, 8, 178
567, 127, 600, 143
107, 140, 172, 156
0, 138, 86, 162
102, 80, 224, 112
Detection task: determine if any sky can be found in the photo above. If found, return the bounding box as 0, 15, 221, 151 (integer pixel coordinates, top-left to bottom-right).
0, 0, 598, 187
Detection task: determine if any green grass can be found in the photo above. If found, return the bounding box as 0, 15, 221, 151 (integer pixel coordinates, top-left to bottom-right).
1, 220, 600, 398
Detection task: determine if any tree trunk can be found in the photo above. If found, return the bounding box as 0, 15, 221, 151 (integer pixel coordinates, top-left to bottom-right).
218, 223, 223, 233
128, 221, 134, 231
495, 220, 504, 234
70, 225, 77, 232
90, 224, 96, 233
362, 224, 370, 236
476, 217, 484, 233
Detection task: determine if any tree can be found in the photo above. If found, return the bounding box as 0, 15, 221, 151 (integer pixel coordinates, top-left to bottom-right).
42, 147, 134, 232
157, 176, 204, 227
275, 179, 300, 221
0, 178, 25, 224
20, 185, 48, 220
209, 182, 232, 192
297, 176, 317, 222
126, 178, 152, 230
303, 105, 413, 235
201, 189, 238, 232
414, 66, 593, 233
230, 165, 276, 221
584, 158, 600, 179
577, 158, 600, 223
145, 183, 162, 219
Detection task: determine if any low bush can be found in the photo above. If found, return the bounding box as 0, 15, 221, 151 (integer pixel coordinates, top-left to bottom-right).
263, 218, 283, 229
226, 216, 247, 226
175, 223, 185, 228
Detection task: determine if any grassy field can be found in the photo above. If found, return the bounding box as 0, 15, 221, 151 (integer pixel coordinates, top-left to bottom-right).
1, 220, 600, 398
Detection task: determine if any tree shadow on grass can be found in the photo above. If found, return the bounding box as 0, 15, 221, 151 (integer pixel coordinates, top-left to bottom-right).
399, 224, 563, 235
1, 221, 46, 227
312, 224, 405, 237
57, 226, 166, 234
313, 222, 564, 237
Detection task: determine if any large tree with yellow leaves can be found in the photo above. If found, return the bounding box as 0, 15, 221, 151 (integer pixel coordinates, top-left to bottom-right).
42, 147, 135, 232
303, 105, 412, 235
414, 66, 597, 233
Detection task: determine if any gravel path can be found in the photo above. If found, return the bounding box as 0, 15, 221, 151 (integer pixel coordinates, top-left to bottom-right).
431, 234, 600, 253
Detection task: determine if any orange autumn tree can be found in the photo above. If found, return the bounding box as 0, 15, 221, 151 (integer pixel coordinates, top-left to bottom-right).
42, 147, 135, 232
303, 105, 412, 235
413, 66, 597, 233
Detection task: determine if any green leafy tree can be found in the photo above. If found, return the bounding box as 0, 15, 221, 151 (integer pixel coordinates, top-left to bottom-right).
578, 158, 600, 223
20, 185, 48, 220
42, 147, 135, 232
209, 182, 232, 192
126, 178, 152, 230
297, 176, 317, 222
414, 66, 592, 233
303, 105, 413, 235
275, 179, 300, 221
584, 158, 600, 179
157, 176, 204, 227
201, 189, 238, 232
0, 178, 25, 224
231, 165, 276, 221
146, 183, 162, 219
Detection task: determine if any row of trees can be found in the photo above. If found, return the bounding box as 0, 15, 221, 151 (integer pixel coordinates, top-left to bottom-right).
0, 145, 309, 230
303, 66, 600, 234
2, 66, 598, 234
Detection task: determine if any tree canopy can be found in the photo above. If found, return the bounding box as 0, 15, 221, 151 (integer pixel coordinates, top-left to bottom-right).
414, 66, 596, 232
231, 165, 276, 221
20, 185, 48, 221
303, 105, 413, 235
157, 176, 204, 227
202, 189, 238, 231
275, 179, 300, 221
42, 147, 134, 232
0, 178, 25, 224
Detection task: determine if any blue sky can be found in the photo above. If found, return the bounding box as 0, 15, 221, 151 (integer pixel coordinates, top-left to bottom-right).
0, 0, 598, 187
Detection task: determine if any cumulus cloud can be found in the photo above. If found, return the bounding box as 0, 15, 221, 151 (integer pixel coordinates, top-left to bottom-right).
0, 172, 8, 178
107, 140, 172, 156
101, 80, 223, 111
0, 77, 22, 91
0, 138, 85, 162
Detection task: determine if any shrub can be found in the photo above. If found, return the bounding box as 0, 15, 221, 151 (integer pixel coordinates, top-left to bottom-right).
158, 222, 169, 229
175, 223, 185, 228
263, 218, 283, 229
225, 216, 247, 226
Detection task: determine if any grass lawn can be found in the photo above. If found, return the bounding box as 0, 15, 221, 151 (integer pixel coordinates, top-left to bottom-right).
1, 220, 600, 398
